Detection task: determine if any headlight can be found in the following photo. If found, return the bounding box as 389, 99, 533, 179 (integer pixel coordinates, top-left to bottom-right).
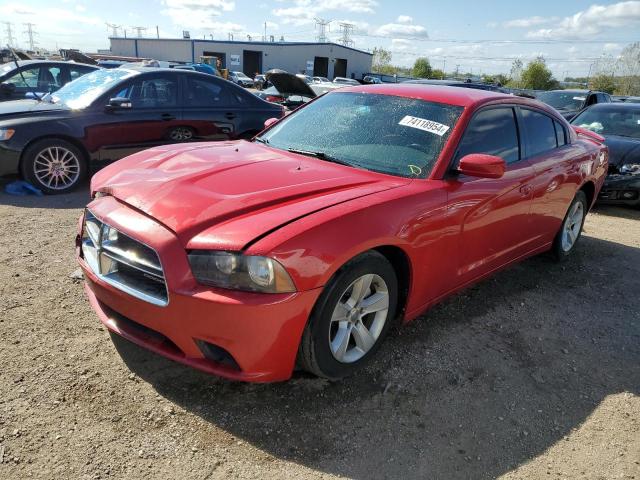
188, 251, 296, 293
0, 128, 15, 141
620, 163, 640, 175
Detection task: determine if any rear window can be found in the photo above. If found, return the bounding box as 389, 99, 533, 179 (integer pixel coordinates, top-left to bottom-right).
521, 108, 557, 157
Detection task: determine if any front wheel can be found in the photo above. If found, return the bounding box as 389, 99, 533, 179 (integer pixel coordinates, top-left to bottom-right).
298, 251, 398, 379
21, 138, 87, 194
552, 190, 588, 260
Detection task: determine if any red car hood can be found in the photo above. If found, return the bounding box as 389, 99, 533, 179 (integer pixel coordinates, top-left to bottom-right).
91, 141, 409, 249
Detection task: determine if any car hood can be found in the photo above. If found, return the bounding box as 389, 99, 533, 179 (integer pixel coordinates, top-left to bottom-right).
91, 141, 409, 249
0, 99, 69, 119
265, 70, 317, 98
604, 135, 640, 167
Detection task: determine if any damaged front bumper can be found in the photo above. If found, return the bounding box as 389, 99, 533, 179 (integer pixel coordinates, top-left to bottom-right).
598, 173, 640, 207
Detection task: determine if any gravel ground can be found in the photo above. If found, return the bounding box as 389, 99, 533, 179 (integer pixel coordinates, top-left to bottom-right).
0, 183, 638, 480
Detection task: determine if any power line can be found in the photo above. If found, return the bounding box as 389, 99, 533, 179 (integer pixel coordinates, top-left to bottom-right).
23, 23, 37, 51
314, 18, 330, 43
130, 26, 147, 38
2, 22, 17, 47
338, 22, 354, 48
106, 23, 121, 38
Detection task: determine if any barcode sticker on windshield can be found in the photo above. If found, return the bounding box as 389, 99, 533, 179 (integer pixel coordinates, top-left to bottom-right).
398, 116, 450, 136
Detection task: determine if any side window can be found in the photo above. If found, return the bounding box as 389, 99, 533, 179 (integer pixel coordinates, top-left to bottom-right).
456, 107, 520, 164
184, 77, 235, 106
68, 66, 93, 82
5, 67, 40, 89
113, 75, 178, 108
553, 120, 567, 147
521, 109, 557, 157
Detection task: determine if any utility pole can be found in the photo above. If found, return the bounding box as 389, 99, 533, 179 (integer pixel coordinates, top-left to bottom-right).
156, 25, 160, 39
314, 18, 330, 43
228, 33, 234, 41
455, 64, 460, 78
23, 22, 37, 51
106, 23, 121, 38
263, 21, 267, 42
338, 22, 354, 48
442, 58, 446, 79
2, 22, 17, 47
131, 26, 147, 38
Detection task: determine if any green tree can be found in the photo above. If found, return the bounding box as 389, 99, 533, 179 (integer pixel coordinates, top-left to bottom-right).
589, 74, 616, 94
431, 68, 445, 79
372, 47, 395, 74
412, 57, 432, 78
520, 56, 558, 90
616, 42, 640, 96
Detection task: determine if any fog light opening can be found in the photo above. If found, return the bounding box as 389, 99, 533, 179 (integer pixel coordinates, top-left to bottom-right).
196, 340, 241, 371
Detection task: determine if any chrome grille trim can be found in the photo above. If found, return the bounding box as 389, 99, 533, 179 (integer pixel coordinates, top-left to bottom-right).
81, 209, 169, 307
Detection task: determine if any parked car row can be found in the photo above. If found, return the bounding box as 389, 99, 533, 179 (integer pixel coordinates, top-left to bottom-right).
0, 67, 284, 193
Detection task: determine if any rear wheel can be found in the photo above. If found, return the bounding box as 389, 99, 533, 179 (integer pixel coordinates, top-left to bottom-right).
168, 126, 194, 142
552, 190, 587, 260
22, 138, 87, 194
298, 251, 398, 379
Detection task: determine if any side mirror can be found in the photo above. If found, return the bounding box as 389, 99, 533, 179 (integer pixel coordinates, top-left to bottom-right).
0, 82, 16, 94
457, 153, 506, 179
264, 117, 278, 129
105, 97, 132, 111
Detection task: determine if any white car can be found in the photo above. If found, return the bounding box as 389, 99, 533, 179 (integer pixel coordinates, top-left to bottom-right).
333, 77, 360, 85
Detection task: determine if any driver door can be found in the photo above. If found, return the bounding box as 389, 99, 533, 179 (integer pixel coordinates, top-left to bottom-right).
89, 73, 183, 161
444, 106, 537, 286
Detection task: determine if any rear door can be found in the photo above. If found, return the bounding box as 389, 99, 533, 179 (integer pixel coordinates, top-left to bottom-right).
90, 72, 183, 160
445, 106, 537, 284
521, 108, 586, 243
181, 74, 278, 139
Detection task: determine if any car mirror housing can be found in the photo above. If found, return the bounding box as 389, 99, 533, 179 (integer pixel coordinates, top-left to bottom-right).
263, 117, 279, 129
0, 82, 16, 94
105, 97, 133, 111
457, 153, 506, 179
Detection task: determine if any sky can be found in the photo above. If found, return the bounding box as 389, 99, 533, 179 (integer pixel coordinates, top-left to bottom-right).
1, 0, 639, 77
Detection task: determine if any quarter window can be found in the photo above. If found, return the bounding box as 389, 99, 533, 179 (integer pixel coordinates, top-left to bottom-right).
554, 120, 567, 147
521, 109, 557, 157
456, 107, 520, 164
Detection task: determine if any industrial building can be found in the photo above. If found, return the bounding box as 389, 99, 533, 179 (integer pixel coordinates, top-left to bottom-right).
109, 37, 373, 80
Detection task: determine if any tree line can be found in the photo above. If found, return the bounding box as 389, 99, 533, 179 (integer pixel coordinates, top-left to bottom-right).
372, 42, 640, 96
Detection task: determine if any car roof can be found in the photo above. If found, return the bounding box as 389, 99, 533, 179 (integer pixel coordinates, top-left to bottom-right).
584, 102, 640, 111
7, 59, 97, 68
337, 83, 514, 108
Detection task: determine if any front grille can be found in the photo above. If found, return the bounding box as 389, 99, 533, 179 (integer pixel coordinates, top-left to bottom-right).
81, 210, 168, 306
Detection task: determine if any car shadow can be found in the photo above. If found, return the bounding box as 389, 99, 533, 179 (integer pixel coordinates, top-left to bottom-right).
0, 178, 90, 209
111, 235, 640, 479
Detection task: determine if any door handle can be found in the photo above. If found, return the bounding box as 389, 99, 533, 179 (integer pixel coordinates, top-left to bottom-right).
161, 113, 175, 121
519, 184, 532, 196
224, 112, 236, 120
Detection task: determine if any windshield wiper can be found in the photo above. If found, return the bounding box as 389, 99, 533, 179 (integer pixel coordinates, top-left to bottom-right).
254, 137, 269, 144
286, 148, 353, 167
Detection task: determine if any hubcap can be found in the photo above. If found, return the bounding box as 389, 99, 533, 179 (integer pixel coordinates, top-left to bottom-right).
170, 128, 193, 141
33, 146, 80, 190
561, 201, 584, 252
329, 274, 390, 363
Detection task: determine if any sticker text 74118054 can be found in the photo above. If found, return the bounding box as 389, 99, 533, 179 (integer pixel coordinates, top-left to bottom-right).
398, 115, 450, 136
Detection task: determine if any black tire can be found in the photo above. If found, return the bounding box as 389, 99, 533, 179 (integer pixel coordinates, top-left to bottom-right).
167, 126, 195, 142
552, 190, 588, 261
21, 138, 87, 195
298, 251, 398, 379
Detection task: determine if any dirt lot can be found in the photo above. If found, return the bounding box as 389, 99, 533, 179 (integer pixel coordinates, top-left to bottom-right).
0, 183, 638, 480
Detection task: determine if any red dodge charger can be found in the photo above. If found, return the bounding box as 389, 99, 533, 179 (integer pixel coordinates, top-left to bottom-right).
77, 84, 608, 382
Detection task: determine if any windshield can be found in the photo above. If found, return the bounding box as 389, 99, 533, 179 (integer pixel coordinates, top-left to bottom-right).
0, 63, 15, 76
257, 92, 463, 178
49, 69, 138, 109
572, 107, 640, 139
537, 91, 585, 111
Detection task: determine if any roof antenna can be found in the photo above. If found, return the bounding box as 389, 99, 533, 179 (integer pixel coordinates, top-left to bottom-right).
6, 44, 42, 102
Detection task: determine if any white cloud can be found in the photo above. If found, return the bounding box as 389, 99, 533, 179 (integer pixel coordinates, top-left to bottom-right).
273, 0, 377, 25
375, 20, 428, 38
526, 1, 640, 39
390, 38, 411, 51
502, 16, 556, 28
397, 15, 413, 24
161, 0, 236, 29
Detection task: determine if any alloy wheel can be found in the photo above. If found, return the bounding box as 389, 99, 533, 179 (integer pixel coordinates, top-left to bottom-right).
33, 146, 81, 191
169, 127, 193, 141
561, 201, 584, 252
328, 273, 390, 363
